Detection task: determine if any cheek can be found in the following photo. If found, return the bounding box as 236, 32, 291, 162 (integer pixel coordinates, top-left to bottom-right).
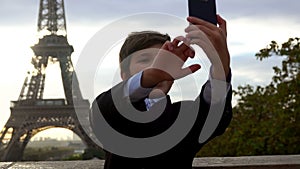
129, 63, 148, 75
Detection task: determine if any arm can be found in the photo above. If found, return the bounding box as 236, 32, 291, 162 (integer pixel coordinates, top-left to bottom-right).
185, 15, 233, 141
124, 71, 170, 110
123, 71, 152, 102
188, 72, 232, 146
203, 66, 231, 104
202, 70, 232, 137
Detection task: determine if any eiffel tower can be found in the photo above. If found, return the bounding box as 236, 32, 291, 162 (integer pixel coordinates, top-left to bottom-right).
0, 0, 101, 161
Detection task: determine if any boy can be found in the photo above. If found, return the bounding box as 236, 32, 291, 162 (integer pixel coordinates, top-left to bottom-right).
91, 15, 232, 169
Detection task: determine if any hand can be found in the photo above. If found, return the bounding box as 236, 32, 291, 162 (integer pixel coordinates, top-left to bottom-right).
185, 15, 230, 80
141, 37, 201, 88
149, 80, 174, 99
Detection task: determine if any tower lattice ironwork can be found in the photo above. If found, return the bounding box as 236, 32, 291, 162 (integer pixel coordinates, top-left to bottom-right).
0, 0, 101, 161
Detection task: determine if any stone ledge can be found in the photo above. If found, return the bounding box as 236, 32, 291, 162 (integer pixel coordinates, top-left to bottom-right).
0, 155, 299, 169
0, 159, 104, 169
192, 155, 300, 169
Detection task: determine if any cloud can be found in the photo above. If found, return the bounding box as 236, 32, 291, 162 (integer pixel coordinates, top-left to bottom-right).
231, 52, 283, 88
67, 0, 300, 23
0, 0, 37, 25
66, 0, 187, 23
217, 0, 300, 22
2, 0, 299, 26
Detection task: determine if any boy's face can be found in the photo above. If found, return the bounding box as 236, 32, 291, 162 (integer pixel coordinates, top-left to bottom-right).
121, 44, 163, 80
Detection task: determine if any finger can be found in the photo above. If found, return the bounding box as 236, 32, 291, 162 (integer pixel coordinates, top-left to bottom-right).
174, 36, 191, 45
179, 43, 190, 52
217, 14, 227, 37
187, 16, 217, 30
188, 38, 205, 46
184, 48, 195, 58
161, 41, 171, 50
186, 29, 212, 41
178, 64, 201, 79
185, 24, 200, 33
174, 36, 185, 42
162, 41, 177, 52
166, 42, 174, 51
186, 24, 217, 42
173, 36, 191, 51
172, 38, 181, 47
178, 46, 196, 62
188, 64, 201, 73
187, 36, 219, 58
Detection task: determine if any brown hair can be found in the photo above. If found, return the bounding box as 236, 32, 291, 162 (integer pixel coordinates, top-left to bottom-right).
119, 31, 171, 74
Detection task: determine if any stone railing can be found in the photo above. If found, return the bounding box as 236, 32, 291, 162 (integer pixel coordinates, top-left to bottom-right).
192, 155, 300, 169
0, 155, 299, 169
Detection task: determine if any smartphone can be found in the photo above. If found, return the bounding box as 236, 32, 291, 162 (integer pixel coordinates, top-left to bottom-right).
188, 0, 217, 25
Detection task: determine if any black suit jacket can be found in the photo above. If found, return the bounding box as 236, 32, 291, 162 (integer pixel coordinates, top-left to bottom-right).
90, 79, 232, 169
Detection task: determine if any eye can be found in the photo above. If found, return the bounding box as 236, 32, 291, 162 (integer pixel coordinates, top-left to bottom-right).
138, 58, 150, 63
137, 53, 153, 63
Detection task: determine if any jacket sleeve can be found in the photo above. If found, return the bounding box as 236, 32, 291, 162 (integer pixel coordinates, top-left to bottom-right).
194, 72, 232, 145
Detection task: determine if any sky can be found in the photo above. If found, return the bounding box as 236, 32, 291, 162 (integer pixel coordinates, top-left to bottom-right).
0, 0, 299, 140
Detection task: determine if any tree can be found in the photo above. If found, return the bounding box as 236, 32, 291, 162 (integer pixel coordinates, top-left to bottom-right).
197, 37, 300, 156
82, 147, 105, 160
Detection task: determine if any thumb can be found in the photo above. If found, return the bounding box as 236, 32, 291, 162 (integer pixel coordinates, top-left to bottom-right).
161, 41, 173, 51
177, 64, 201, 79
189, 64, 201, 73
217, 14, 227, 37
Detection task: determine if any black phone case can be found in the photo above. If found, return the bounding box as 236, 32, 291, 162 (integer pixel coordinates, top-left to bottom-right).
188, 0, 217, 25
